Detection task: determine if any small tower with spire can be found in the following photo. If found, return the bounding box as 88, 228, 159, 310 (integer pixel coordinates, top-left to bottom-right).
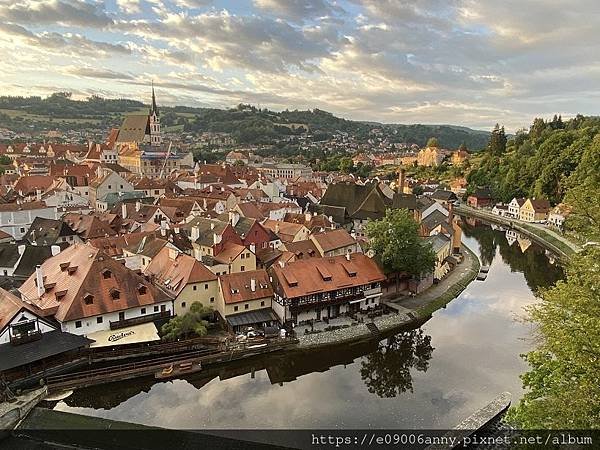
149, 81, 162, 147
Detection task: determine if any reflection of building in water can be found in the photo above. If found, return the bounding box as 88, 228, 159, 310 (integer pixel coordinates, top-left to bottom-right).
505, 229, 518, 247
545, 250, 556, 265
517, 235, 532, 253
61, 325, 428, 410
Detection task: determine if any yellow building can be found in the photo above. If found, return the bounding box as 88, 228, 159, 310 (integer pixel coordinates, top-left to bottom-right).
143, 247, 219, 315
217, 269, 279, 331
519, 198, 551, 222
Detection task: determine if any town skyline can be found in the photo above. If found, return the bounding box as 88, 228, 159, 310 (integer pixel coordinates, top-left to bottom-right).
1, 1, 599, 132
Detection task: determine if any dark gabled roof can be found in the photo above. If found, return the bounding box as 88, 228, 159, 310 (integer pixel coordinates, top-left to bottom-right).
471, 187, 493, 199
431, 190, 458, 201
23, 217, 77, 246
0, 243, 21, 268
13, 245, 55, 278
392, 193, 417, 210
233, 217, 256, 237
226, 308, 279, 327
0, 330, 92, 371
421, 209, 450, 232
320, 182, 390, 221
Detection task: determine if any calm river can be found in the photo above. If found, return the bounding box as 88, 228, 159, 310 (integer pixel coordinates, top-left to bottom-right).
54, 220, 564, 429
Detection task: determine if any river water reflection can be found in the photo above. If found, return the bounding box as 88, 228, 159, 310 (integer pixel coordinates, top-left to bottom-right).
55, 221, 564, 429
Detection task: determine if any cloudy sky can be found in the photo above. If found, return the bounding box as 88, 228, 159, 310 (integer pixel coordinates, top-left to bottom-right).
1, 0, 599, 131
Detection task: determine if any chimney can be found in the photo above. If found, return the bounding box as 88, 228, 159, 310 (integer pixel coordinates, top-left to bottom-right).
203, 198, 207, 209
305, 212, 312, 222
250, 278, 256, 292
229, 211, 239, 227
51, 245, 61, 256
35, 265, 44, 298
275, 223, 280, 234
18, 244, 26, 255
210, 222, 215, 230
213, 233, 221, 244
36, 189, 42, 201
209, 185, 213, 193
174, 226, 180, 234
121, 202, 127, 219
345, 249, 351, 261
249, 243, 256, 254
135, 200, 141, 212
397, 168, 406, 194
160, 220, 167, 236
191, 225, 200, 241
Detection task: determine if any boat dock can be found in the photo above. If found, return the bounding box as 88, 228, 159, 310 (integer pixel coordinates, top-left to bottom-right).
45, 337, 298, 392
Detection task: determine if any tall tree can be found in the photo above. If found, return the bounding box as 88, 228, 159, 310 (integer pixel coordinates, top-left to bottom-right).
508, 182, 600, 429
488, 123, 507, 155
365, 209, 436, 277
426, 137, 440, 148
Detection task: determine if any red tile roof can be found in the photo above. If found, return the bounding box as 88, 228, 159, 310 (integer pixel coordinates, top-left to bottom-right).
271, 253, 385, 299
19, 243, 173, 322
219, 269, 273, 304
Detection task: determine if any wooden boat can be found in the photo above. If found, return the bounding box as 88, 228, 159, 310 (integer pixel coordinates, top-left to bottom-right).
155, 361, 202, 379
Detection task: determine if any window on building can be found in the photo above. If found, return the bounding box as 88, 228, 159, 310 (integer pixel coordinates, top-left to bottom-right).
118, 312, 125, 321
108, 185, 112, 189
84, 294, 94, 305
102, 269, 111, 279
193, 285, 197, 291
260, 301, 265, 307
245, 304, 249, 310
141, 308, 146, 314
204, 284, 208, 290
234, 306, 238, 312
181, 302, 186, 308
154, 306, 159, 312
110, 289, 120, 300
138, 285, 147, 295
97, 316, 103, 324
75, 321, 82, 328
210, 297, 215, 303
241, 266, 245, 272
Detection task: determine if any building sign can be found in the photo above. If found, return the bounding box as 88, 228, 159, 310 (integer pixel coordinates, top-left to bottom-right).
108, 330, 135, 343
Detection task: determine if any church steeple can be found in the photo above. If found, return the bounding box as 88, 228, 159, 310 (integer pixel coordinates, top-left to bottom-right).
150, 80, 159, 117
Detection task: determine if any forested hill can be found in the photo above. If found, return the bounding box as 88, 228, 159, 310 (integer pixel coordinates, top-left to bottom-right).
467, 115, 600, 205
0, 93, 489, 149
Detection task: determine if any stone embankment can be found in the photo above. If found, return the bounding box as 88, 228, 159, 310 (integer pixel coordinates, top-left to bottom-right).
455, 205, 581, 258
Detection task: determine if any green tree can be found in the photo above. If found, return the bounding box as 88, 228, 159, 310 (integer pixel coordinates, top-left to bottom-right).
338, 156, 353, 173
488, 123, 507, 156
161, 302, 213, 341
506, 247, 600, 428
426, 137, 439, 148
365, 209, 436, 277
507, 182, 600, 429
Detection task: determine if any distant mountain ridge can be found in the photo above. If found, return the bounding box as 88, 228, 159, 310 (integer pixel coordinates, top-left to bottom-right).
0, 94, 490, 149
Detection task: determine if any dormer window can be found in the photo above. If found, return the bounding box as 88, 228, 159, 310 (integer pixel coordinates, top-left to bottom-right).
102, 269, 112, 279
110, 289, 120, 300
138, 285, 147, 295
84, 294, 94, 305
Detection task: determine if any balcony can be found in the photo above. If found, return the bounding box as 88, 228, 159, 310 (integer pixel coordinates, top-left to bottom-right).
10, 329, 42, 346
109, 310, 172, 330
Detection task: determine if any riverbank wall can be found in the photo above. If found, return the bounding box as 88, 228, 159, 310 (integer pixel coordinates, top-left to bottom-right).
455, 205, 577, 258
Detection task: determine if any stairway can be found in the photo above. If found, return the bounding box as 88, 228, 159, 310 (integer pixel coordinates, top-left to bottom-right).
365, 322, 380, 337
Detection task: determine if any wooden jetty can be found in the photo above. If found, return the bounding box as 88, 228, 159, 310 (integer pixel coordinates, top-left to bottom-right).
45, 337, 298, 392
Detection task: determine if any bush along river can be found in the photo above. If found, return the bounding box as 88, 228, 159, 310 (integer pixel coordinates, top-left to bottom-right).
53, 220, 564, 429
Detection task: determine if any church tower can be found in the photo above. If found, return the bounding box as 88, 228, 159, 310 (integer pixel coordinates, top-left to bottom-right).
149, 82, 162, 147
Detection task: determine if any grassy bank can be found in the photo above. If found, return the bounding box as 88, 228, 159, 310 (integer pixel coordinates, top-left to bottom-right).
518, 223, 577, 257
